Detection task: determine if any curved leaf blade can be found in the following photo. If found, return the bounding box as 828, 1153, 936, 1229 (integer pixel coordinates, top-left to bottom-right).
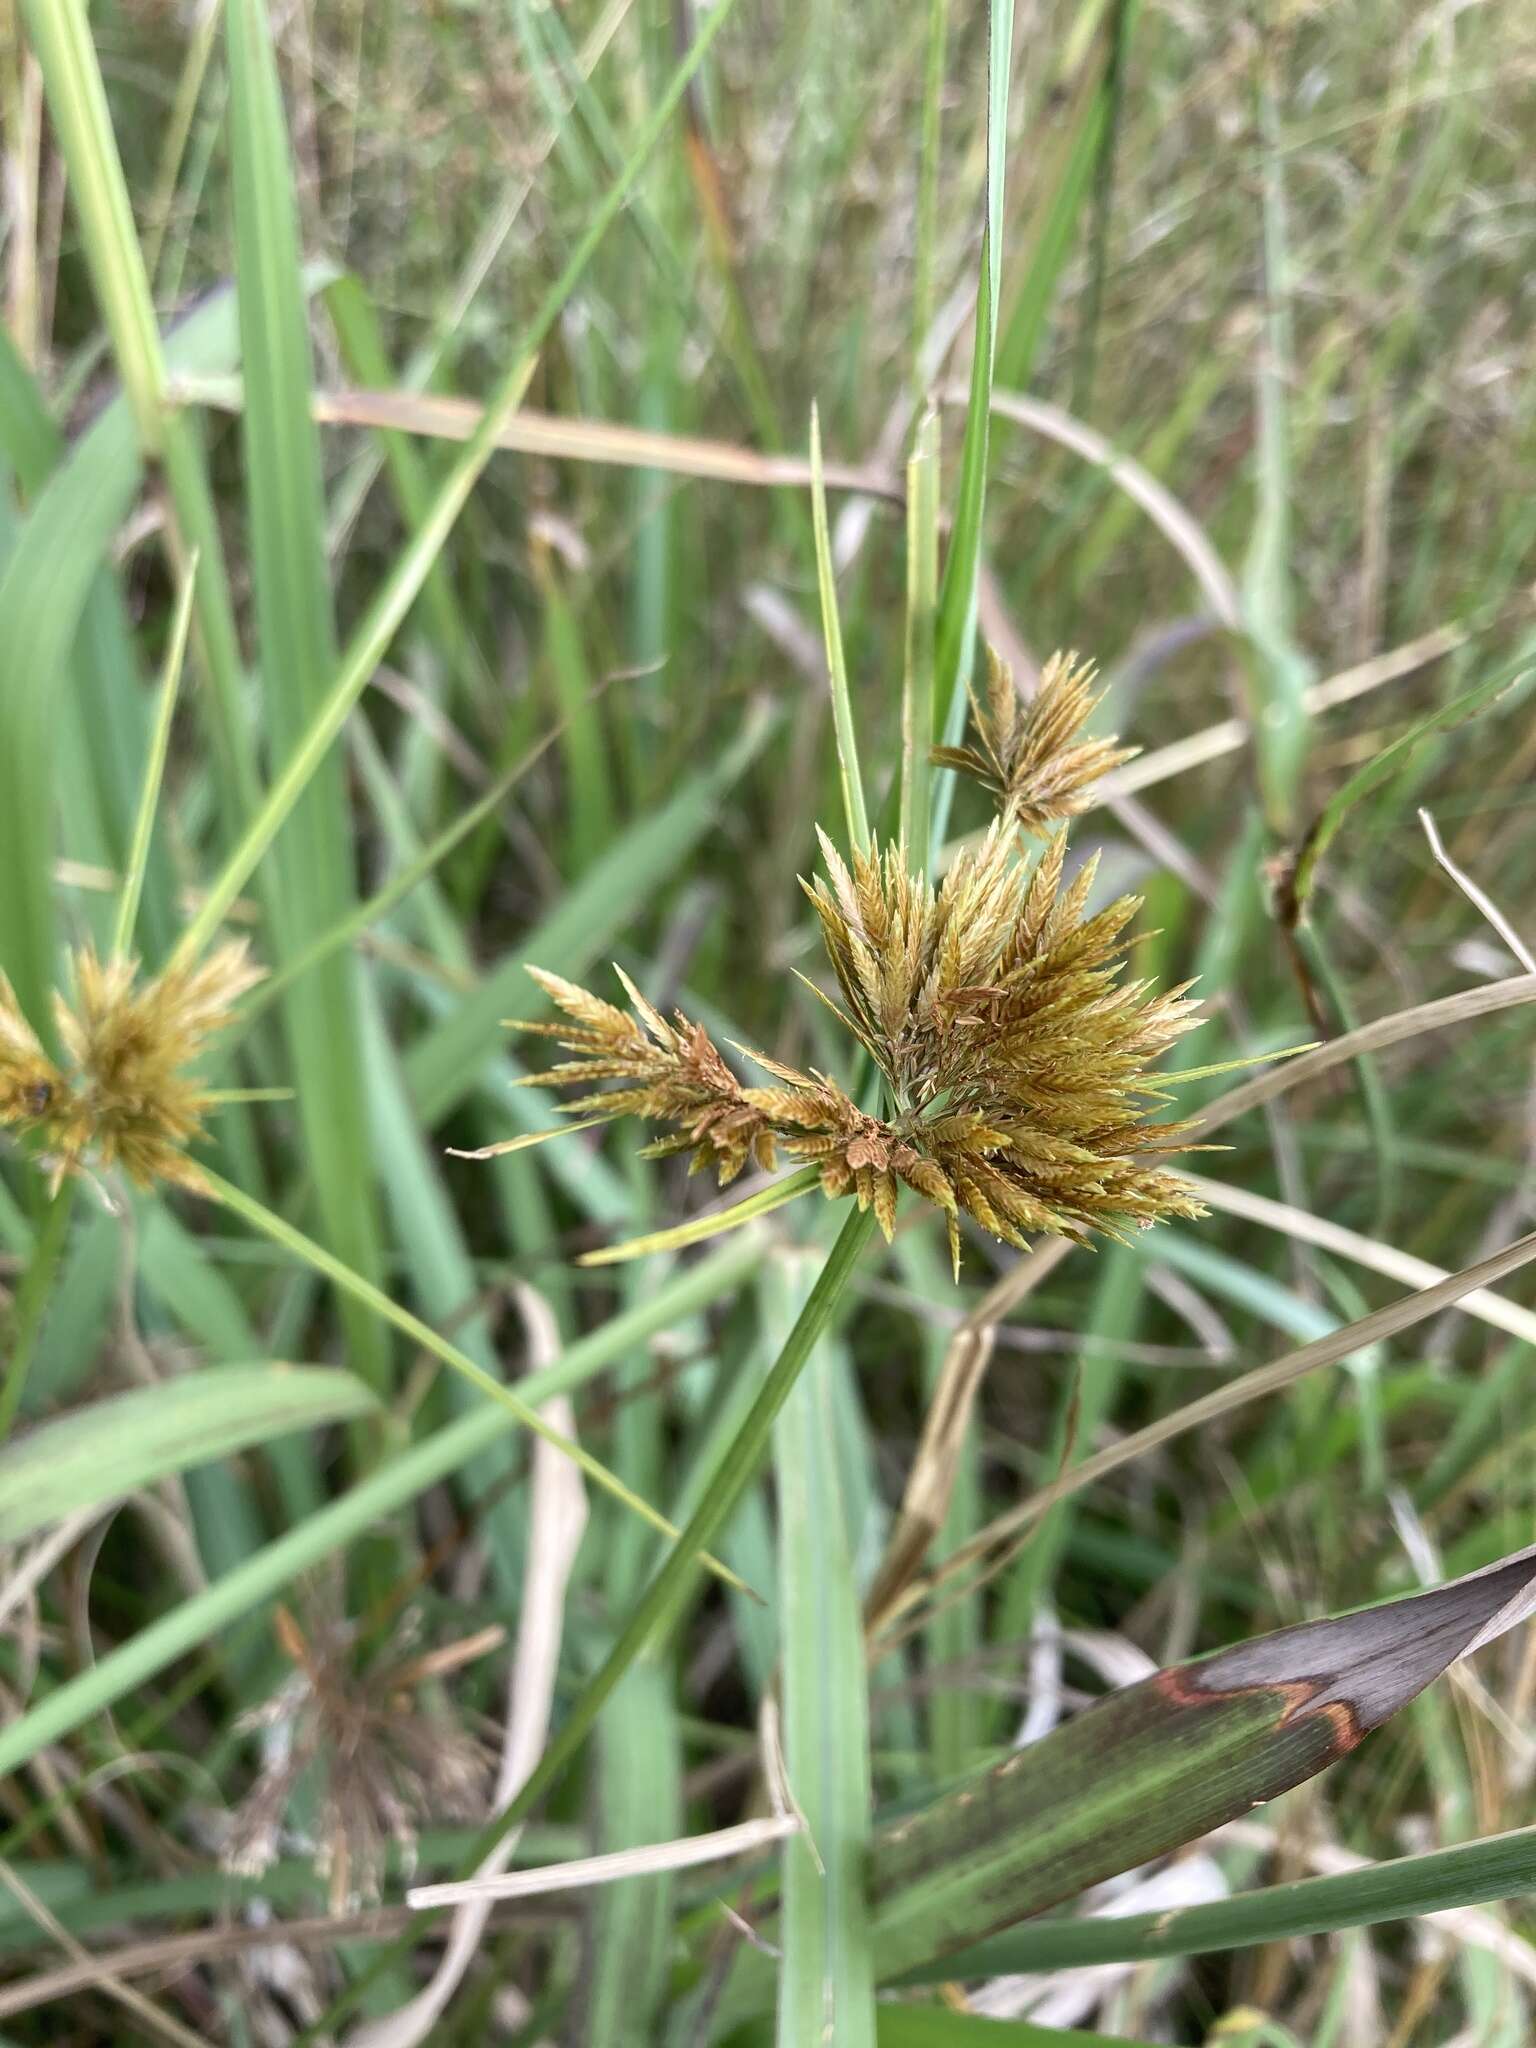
0, 1364, 379, 1546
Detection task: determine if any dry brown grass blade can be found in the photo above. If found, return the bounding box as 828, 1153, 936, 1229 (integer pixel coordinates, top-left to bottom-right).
884, 1227, 1536, 1643
0, 1858, 208, 2048
1184, 1171, 1536, 1350
863, 1239, 1074, 1639
1104, 625, 1468, 800
1197, 974, 1536, 1136
962, 385, 1242, 630
349, 1286, 587, 2048
169, 374, 902, 501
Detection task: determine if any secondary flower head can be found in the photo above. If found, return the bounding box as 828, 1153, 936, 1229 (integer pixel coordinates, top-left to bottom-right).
932, 646, 1136, 832
225, 1584, 494, 1912
0, 942, 261, 1190
502, 648, 1204, 1275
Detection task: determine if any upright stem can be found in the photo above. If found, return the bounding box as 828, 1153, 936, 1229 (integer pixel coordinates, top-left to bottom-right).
293, 1199, 877, 2041
0, 1179, 75, 1442
479, 1203, 876, 1851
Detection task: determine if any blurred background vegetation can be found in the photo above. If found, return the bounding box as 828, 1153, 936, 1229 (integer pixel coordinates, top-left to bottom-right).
3, 0, 1536, 2040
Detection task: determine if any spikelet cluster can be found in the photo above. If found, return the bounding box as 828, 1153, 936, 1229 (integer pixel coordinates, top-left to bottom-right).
0, 943, 260, 1190
226, 1584, 491, 1912
508, 647, 1203, 1273
932, 647, 1136, 832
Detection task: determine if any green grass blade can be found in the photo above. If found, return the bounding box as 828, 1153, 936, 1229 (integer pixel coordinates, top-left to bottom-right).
770, 1253, 876, 2048
197, 1167, 739, 1583
0, 1231, 765, 1783
809, 405, 870, 854
994, 8, 1127, 390
0, 1365, 378, 1545
1290, 656, 1527, 917
112, 553, 198, 962
0, 1185, 76, 1443
908, 1824, 1536, 1981
576, 1166, 821, 1267
1241, 51, 1314, 838
0, 387, 139, 1039
226, 0, 389, 1389
15, 0, 165, 451
900, 407, 940, 866
21, 0, 266, 824
931, 0, 1012, 771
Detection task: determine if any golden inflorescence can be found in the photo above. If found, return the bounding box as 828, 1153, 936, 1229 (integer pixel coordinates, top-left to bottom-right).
0, 942, 260, 1191
508, 649, 1205, 1274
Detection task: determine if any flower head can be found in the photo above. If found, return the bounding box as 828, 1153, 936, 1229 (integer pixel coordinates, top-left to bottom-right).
225, 1583, 495, 1912
932, 646, 1136, 832
503, 645, 1203, 1276
0, 942, 261, 1190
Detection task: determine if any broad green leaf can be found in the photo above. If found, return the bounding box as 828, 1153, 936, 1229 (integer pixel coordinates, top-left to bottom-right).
0, 1365, 378, 1546
866, 1540, 1536, 1981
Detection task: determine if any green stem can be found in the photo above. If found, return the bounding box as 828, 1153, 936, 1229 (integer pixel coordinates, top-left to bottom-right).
483, 1202, 874, 1844
197, 1169, 742, 1587
301, 1202, 877, 2042
0, 1179, 75, 1442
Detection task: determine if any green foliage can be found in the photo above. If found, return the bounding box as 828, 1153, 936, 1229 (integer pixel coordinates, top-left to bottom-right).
4, 3, 1536, 2043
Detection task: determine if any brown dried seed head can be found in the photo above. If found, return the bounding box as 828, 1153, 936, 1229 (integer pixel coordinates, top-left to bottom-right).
932, 645, 1138, 833
1, 943, 262, 1190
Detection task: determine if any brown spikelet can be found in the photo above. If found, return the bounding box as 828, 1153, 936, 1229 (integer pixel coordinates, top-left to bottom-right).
225, 1573, 492, 1912
0, 943, 262, 1190
932, 646, 1137, 832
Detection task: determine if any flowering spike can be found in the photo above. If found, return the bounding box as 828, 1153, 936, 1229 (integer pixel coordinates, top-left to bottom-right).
932, 647, 1137, 833
494, 648, 1204, 1275
1, 943, 262, 1190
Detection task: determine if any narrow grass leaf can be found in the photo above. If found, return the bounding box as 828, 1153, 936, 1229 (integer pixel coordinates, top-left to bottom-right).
0, 1366, 378, 1545
226, 0, 389, 1388
0, 1232, 764, 1782
908, 1824, 1536, 1981
405, 708, 772, 1124
577, 1167, 822, 1267
0, 388, 138, 1038
112, 553, 198, 961
1290, 657, 1527, 917
809, 404, 870, 854
770, 1255, 877, 2048
197, 1167, 740, 1584
901, 407, 940, 867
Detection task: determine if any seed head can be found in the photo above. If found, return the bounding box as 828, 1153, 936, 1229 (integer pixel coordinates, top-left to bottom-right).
932, 646, 1136, 832
501, 646, 1203, 1275
0, 942, 261, 1190
225, 1582, 494, 1912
